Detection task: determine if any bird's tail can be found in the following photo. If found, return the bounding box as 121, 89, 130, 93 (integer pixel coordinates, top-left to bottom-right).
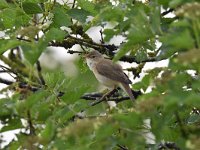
121, 83, 135, 102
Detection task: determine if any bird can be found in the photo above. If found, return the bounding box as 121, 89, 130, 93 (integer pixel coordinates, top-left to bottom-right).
84, 50, 135, 102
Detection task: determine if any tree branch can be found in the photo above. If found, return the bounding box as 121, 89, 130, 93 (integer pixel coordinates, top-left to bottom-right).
0, 77, 14, 85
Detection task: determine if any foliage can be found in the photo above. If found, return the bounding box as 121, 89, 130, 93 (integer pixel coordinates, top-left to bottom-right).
0, 0, 200, 149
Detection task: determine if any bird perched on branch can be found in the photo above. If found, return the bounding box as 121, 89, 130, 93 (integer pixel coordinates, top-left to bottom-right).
84, 50, 135, 103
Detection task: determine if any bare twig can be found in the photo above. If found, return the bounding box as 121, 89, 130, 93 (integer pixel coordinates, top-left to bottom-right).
161, 8, 174, 16
72, 0, 76, 8
100, 29, 104, 44
90, 89, 118, 106
27, 110, 35, 135
36, 61, 45, 85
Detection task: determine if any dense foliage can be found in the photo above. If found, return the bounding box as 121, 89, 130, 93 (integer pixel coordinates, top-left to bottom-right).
0, 0, 199, 149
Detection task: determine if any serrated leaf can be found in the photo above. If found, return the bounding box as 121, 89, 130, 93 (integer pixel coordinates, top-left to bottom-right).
77, 0, 97, 15
67, 8, 91, 23
22, 2, 43, 14
51, 6, 71, 28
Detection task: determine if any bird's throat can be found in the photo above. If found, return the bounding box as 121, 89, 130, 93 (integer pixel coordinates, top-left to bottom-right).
86, 58, 97, 71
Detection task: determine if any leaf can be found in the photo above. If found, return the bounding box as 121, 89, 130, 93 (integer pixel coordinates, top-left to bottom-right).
103, 29, 116, 42
0, 39, 22, 54
24, 90, 49, 109
158, 29, 195, 59
21, 38, 48, 64
99, 7, 124, 22
133, 75, 151, 91
22, 2, 43, 14
45, 28, 66, 42
51, 6, 72, 28
0, 0, 9, 9
0, 98, 15, 120
187, 114, 200, 124
40, 120, 56, 144
67, 8, 91, 23
77, 0, 97, 15
0, 118, 23, 132
0, 8, 16, 28
150, 4, 161, 34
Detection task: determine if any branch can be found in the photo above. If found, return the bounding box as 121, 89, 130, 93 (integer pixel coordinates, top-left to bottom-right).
52, 36, 166, 63
27, 110, 35, 135
81, 90, 142, 105
36, 61, 45, 85
0, 77, 14, 85
158, 141, 181, 150
161, 8, 174, 16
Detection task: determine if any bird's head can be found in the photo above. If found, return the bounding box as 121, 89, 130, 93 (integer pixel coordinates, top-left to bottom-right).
84, 50, 103, 61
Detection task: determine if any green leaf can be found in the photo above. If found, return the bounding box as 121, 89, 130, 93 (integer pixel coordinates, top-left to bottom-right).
99, 7, 124, 22
0, 39, 22, 54
21, 38, 48, 64
25, 91, 49, 109
150, 5, 161, 34
133, 75, 151, 91
22, 2, 43, 14
40, 120, 55, 144
187, 114, 200, 124
0, 8, 16, 28
77, 0, 97, 15
113, 41, 132, 61
0, 0, 9, 9
158, 29, 195, 59
0, 98, 15, 120
0, 118, 23, 132
67, 8, 91, 23
51, 6, 71, 28
103, 29, 116, 42
45, 28, 66, 42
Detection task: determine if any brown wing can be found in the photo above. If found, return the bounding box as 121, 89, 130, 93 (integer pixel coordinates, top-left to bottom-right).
96, 59, 131, 84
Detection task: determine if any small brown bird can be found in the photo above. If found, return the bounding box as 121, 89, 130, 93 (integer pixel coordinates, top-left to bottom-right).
85, 50, 135, 102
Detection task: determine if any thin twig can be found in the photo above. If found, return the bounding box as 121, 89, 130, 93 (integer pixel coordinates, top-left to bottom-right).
100, 29, 104, 44
90, 89, 118, 106
161, 8, 174, 16
27, 110, 35, 135
72, 0, 76, 8
36, 61, 46, 85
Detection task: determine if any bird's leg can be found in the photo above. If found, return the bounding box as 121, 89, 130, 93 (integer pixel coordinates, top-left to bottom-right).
90, 88, 118, 106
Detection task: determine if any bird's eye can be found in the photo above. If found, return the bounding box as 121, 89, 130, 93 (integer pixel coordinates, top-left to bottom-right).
92, 55, 95, 58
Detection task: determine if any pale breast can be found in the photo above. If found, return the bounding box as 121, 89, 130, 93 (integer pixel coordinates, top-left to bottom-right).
93, 68, 119, 89
86, 58, 95, 71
